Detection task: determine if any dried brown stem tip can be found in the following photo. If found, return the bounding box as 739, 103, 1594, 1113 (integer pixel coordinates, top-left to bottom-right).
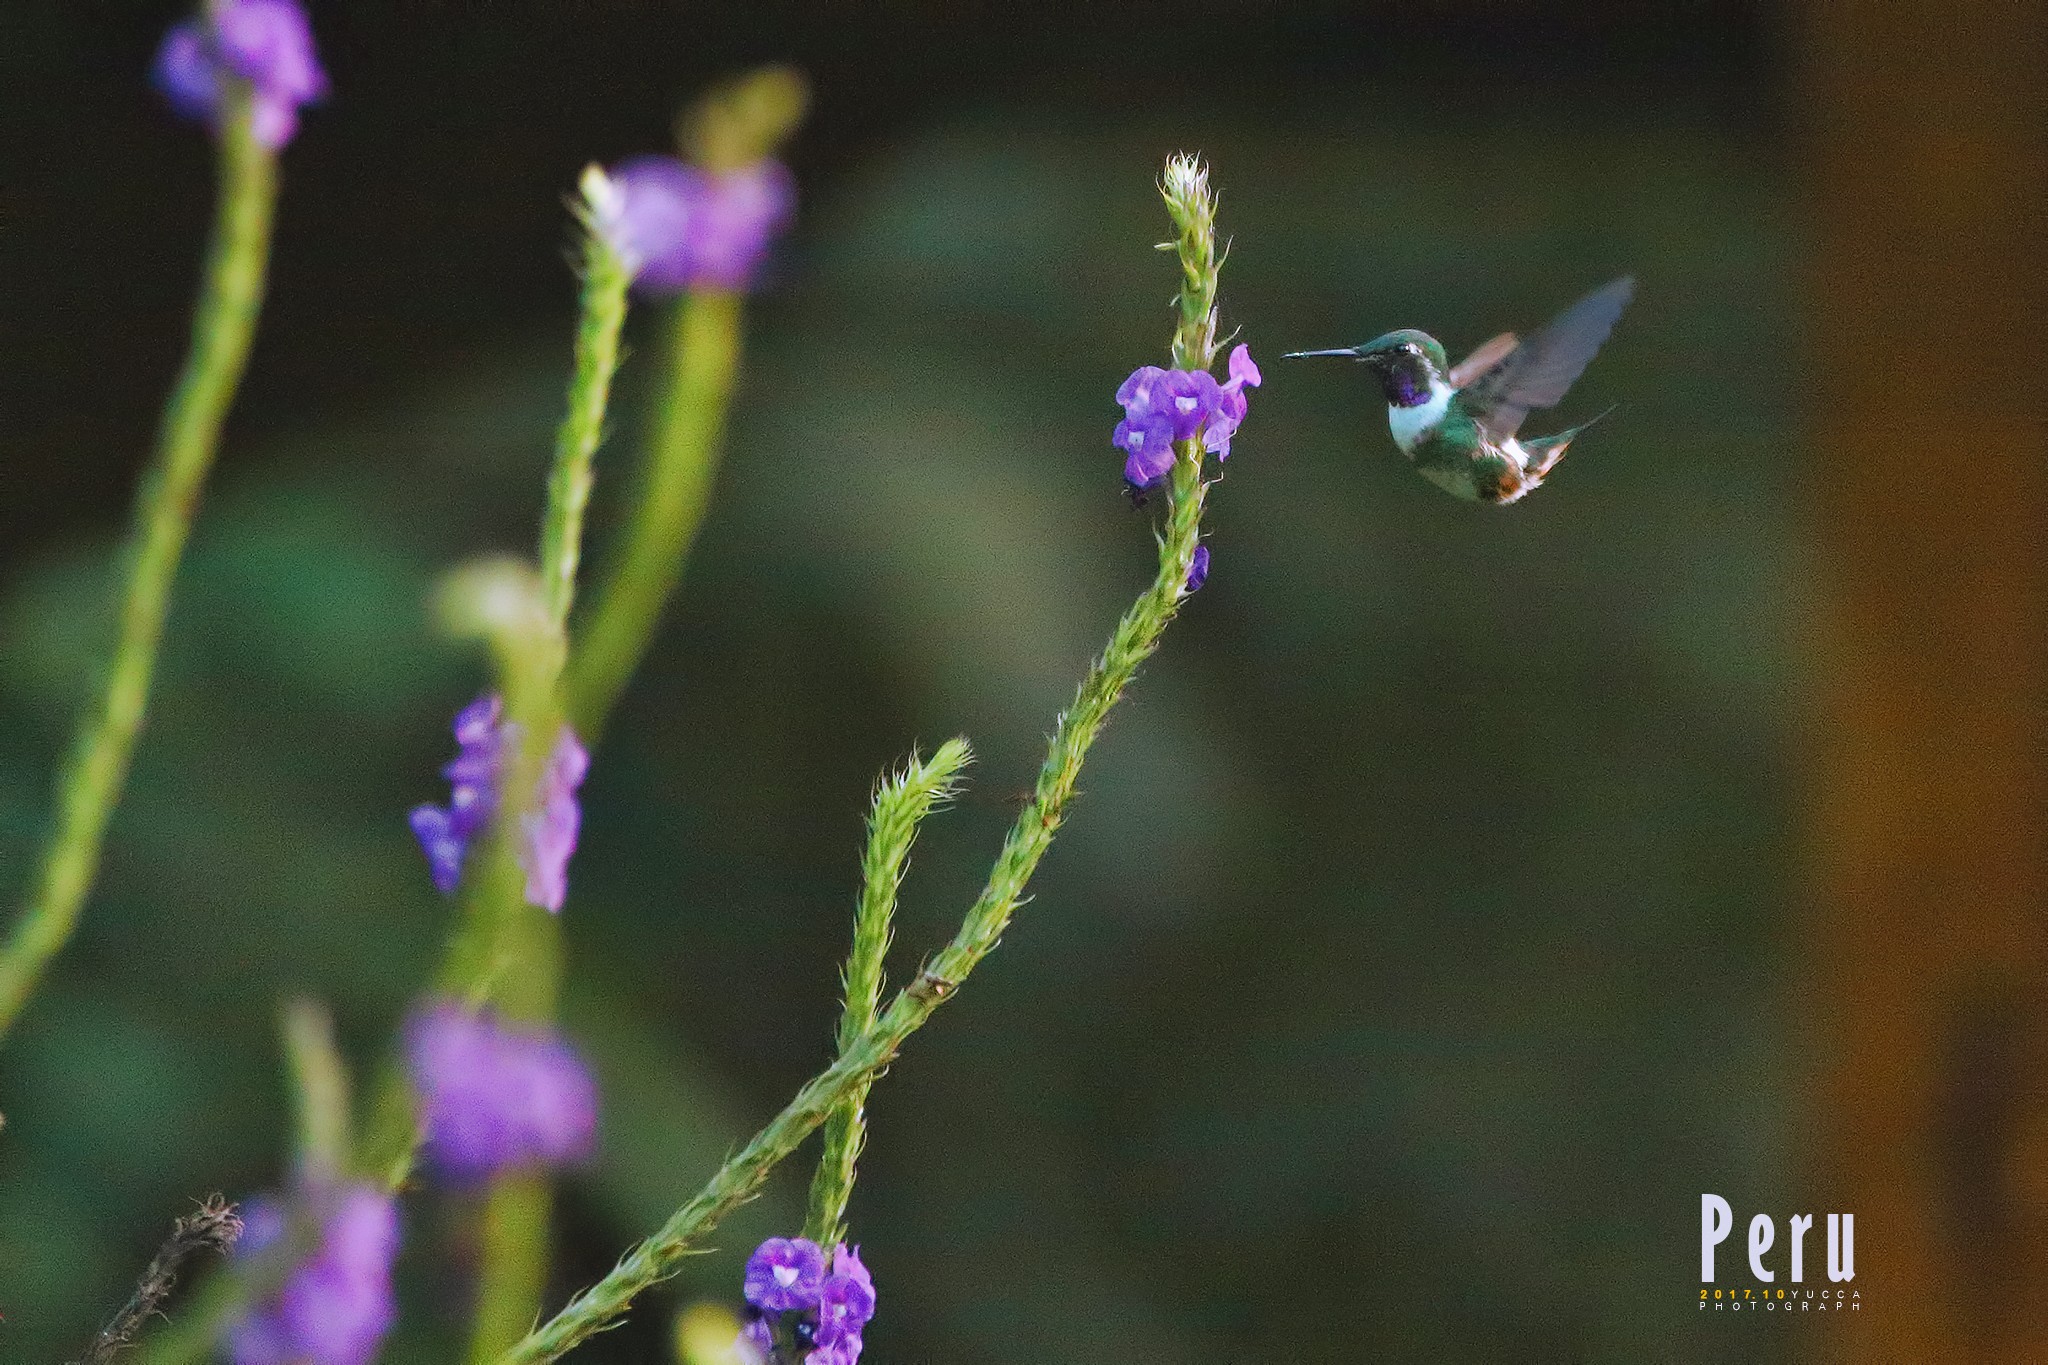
73, 1197, 243, 1365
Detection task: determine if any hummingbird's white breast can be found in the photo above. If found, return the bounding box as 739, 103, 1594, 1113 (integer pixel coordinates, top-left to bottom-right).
1386, 378, 1453, 454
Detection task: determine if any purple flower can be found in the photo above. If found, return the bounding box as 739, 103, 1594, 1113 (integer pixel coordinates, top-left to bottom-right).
1185, 544, 1210, 593
520, 727, 589, 913
1114, 412, 1176, 489
683, 161, 799, 290
1113, 347, 1258, 490
1156, 369, 1223, 440
745, 1237, 826, 1313
591, 156, 795, 292
405, 1002, 598, 1182
739, 1239, 874, 1363
151, 0, 326, 150
737, 1314, 775, 1363
1204, 344, 1263, 460
408, 695, 504, 895
227, 1184, 398, 1365
814, 1244, 875, 1350
409, 695, 587, 913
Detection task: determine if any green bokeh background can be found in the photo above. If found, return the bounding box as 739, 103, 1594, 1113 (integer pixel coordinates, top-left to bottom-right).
2, 6, 1797, 1361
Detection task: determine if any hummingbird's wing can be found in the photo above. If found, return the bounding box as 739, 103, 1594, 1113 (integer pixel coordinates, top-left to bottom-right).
1448, 331, 1519, 388
1459, 276, 1633, 439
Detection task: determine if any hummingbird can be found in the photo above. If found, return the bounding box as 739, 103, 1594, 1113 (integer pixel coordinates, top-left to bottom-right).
1285, 276, 1634, 504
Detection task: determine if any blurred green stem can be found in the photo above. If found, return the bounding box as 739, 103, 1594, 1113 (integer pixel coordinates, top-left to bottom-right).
566, 290, 744, 739
0, 101, 278, 1045
463, 197, 630, 1362
469, 1174, 555, 1365
283, 998, 352, 1180
802, 740, 972, 1247
496, 156, 1222, 1365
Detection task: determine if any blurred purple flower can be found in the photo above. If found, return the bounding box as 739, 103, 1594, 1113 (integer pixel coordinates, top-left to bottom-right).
744, 1237, 825, 1313
520, 727, 589, 913
151, 0, 326, 149
408, 695, 506, 896
1185, 544, 1210, 593
227, 1184, 398, 1365
406, 1001, 598, 1182
592, 156, 795, 292
737, 1313, 774, 1363
409, 695, 587, 913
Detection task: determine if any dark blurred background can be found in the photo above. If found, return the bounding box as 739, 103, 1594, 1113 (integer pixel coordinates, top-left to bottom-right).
2, 2, 2042, 1362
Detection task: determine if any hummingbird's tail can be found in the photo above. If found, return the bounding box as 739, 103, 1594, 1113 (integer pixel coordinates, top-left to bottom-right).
1521, 405, 1616, 478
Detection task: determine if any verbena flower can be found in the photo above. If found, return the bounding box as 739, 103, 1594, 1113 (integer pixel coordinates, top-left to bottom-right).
521, 727, 590, 913
408, 695, 588, 912
405, 1001, 598, 1183
227, 1184, 399, 1365
1185, 544, 1210, 593
738, 1239, 875, 1364
591, 156, 795, 292
813, 1245, 875, 1352
1112, 344, 1260, 490
743, 1237, 824, 1313
408, 695, 503, 896
151, 0, 327, 149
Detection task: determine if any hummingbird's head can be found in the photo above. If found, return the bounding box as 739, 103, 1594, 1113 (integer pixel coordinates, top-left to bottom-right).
1285, 329, 1448, 407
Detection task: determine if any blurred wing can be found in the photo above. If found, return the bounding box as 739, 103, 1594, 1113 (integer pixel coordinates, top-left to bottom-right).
1448, 332, 1519, 388
1461, 276, 1634, 439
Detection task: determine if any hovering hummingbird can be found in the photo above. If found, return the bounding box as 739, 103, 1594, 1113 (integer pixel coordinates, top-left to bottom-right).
1285, 276, 1634, 504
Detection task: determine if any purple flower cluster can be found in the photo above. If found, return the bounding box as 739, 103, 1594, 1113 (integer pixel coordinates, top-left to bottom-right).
590, 156, 796, 293
228, 1184, 399, 1365
738, 1238, 875, 1365
152, 0, 327, 150
405, 1001, 598, 1183
1112, 343, 1263, 489
408, 694, 589, 913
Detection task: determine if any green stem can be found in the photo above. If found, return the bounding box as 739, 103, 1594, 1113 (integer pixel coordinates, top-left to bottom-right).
0, 102, 278, 1045
496, 482, 1198, 1360
461, 214, 628, 1360
496, 154, 1222, 1365
802, 740, 971, 1247
566, 290, 744, 740
282, 997, 352, 1181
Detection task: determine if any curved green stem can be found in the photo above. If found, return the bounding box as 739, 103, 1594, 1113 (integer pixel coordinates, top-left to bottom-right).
566, 290, 744, 740
497, 434, 1203, 1362
0, 100, 278, 1045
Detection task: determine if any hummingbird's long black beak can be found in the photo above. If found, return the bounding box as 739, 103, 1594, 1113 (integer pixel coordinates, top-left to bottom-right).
1282, 347, 1365, 360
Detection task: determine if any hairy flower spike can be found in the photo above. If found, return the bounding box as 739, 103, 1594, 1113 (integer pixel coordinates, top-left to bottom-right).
1159, 154, 1219, 371
405, 1001, 598, 1182
227, 1184, 398, 1365
151, 0, 326, 149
